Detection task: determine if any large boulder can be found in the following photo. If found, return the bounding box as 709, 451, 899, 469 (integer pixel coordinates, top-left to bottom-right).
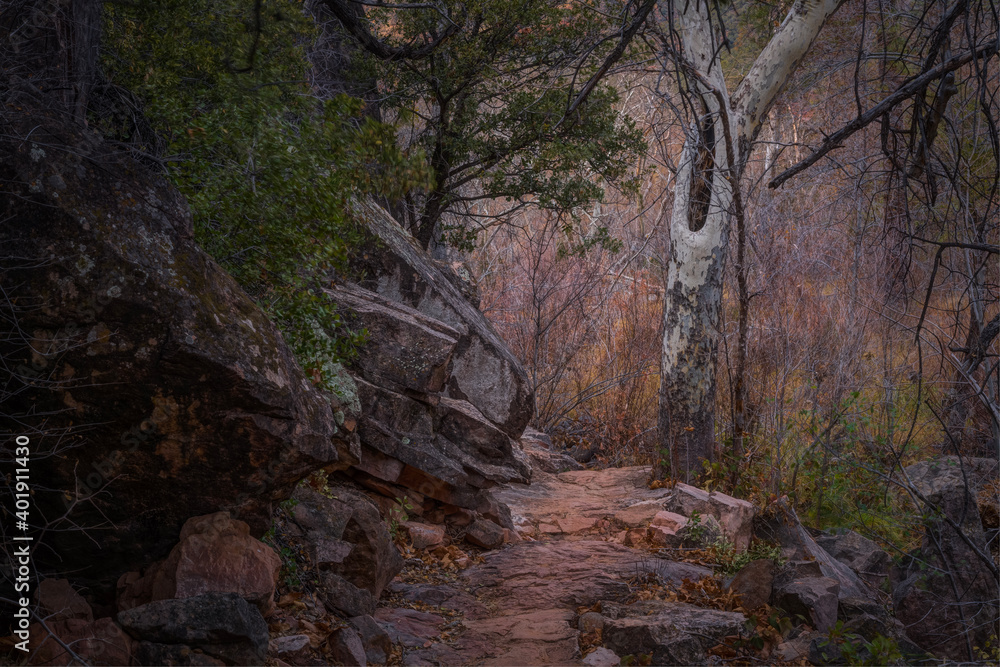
600, 600, 746, 665
346, 199, 534, 438
116, 512, 281, 616
891, 457, 999, 661
327, 283, 460, 395
0, 112, 356, 594
349, 366, 530, 515
117, 592, 268, 666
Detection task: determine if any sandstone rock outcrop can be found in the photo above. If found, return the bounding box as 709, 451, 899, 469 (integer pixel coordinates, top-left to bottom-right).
347, 199, 534, 438
0, 111, 356, 594
665, 483, 756, 550
323, 208, 535, 529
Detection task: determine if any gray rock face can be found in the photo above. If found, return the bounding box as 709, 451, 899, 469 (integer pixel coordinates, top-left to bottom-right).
329, 283, 460, 394
117, 592, 268, 666
753, 499, 868, 600
771, 569, 840, 633
353, 376, 530, 499
349, 615, 393, 665
0, 112, 356, 594
285, 484, 403, 616
892, 458, 998, 661
815, 530, 890, 589
347, 199, 534, 437
600, 600, 746, 665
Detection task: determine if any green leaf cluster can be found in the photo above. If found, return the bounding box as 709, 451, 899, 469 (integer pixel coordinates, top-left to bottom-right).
101, 0, 428, 374
353, 0, 648, 247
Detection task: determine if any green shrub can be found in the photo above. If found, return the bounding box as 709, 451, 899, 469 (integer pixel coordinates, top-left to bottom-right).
101, 0, 428, 377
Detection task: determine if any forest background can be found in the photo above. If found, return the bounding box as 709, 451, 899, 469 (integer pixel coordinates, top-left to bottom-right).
90, 0, 1000, 561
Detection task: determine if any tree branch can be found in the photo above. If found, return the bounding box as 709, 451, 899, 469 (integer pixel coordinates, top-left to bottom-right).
769, 40, 1000, 189
320, 0, 460, 60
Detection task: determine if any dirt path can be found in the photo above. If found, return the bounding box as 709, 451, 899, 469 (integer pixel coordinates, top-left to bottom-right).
378, 467, 712, 666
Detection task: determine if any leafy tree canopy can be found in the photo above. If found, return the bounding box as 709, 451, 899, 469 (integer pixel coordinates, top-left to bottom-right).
332, 0, 649, 249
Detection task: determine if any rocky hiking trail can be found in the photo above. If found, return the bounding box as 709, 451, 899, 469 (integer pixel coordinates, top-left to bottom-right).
378, 465, 716, 666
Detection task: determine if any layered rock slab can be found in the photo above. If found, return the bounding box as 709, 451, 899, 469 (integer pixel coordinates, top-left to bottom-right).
347, 199, 534, 438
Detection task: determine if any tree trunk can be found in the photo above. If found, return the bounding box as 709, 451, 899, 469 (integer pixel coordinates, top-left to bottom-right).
655, 0, 844, 481
1, 0, 101, 123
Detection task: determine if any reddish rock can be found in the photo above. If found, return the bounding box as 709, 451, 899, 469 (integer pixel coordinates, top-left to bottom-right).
403, 521, 447, 549
28, 617, 134, 666
326, 627, 366, 666
117, 512, 281, 616
465, 518, 505, 549
36, 579, 93, 623
556, 515, 598, 534
647, 511, 690, 547
373, 608, 445, 648
613, 502, 666, 527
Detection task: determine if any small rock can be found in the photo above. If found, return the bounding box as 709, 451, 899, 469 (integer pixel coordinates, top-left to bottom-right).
444, 506, 476, 528
667, 483, 756, 549
317, 572, 376, 617
403, 521, 447, 549
613, 502, 665, 527
772, 575, 840, 632
578, 611, 605, 633
582, 646, 621, 666
349, 615, 392, 665
116, 512, 281, 616
650, 511, 688, 532
465, 518, 505, 549
646, 511, 689, 548
556, 515, 598, 534
727, 559, 774, 610
28, 617, 134, 666
327, 627, 366, 666
270, 634, 311, 662
36, 579, 94, 623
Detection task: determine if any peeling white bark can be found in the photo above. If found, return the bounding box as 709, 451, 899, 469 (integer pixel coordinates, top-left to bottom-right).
658, 0, 843, 479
